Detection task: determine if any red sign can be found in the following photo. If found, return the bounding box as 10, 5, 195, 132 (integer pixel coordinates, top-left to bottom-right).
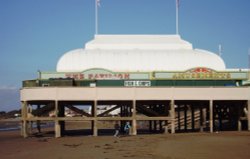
65, 73, 130, 80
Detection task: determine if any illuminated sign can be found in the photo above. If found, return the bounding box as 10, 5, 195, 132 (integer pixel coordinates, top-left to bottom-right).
172, 68, 231, 79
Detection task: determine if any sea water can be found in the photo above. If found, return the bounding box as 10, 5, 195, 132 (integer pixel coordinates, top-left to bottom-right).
0, 121, 54, 132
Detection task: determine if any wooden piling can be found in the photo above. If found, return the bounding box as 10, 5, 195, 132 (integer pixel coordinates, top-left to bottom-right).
209, 100, 213, 133
170, 100, 175, 134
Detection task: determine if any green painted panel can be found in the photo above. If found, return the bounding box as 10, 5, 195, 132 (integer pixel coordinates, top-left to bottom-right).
174, 80, 193, 86
194, 80, 214, 86
155, 80, 174, 86
96, 80, 124, 87
214, 80, 236, 86
22, 79, 240, 87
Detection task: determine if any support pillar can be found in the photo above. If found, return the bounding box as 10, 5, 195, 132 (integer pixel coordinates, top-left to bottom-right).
203, 107, 207, 130
132, 100, 137, 135
237, 105, 242, 131
238, 120, 242, 131
209, 100, 213, 133
159, 120, 163, 132
28, 105, 33, 134
200, 106, 207, 132
55, 120, 61, 138
164, 121, 169, 134
132, 120, 137, 135
93, 100, 98, 136
36, 105, 41, 133
21, 101, 28, 138
54, 101, 61, 138
170, 100, 175, 134
23, 121, 28, 138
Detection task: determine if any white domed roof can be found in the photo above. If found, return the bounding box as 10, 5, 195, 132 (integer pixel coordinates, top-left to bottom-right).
57, 35, 226, 72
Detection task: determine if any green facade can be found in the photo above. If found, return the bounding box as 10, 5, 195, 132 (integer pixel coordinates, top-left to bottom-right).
23, 79, 241, 87
22, 67, 248, 87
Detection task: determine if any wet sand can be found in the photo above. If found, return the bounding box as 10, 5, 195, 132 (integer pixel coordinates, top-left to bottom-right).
0, 129, 250, 159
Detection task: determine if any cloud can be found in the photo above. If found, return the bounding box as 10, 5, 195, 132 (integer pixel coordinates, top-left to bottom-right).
0, 85, 19, 90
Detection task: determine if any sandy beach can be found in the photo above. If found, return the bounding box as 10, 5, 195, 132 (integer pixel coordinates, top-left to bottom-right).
0, 127, 250, 159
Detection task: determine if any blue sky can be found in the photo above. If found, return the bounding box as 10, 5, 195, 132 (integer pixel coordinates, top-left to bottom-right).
0, 0, 250, 111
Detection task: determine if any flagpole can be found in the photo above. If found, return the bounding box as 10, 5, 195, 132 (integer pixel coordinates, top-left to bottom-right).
218, 44, 222, 57
95, 0, 98, 35
176, 0, 179, 35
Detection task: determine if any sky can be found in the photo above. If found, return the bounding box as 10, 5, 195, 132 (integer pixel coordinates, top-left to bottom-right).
0, 0, 250, 111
